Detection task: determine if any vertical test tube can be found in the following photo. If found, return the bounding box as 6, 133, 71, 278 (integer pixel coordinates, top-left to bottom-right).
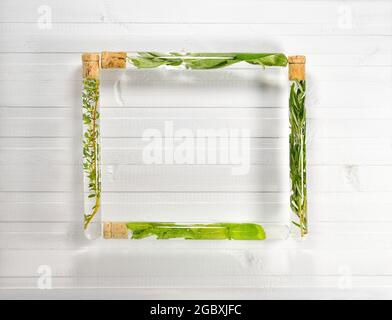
288, 56, 307, 237
82, 53, 102, 239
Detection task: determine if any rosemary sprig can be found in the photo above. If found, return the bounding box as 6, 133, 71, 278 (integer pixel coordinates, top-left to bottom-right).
127, 52, 288, 69
82, 79, 101, 229
289, 80, 307, 236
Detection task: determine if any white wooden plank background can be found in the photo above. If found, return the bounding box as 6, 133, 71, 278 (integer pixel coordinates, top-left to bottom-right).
0, 0, 392, 299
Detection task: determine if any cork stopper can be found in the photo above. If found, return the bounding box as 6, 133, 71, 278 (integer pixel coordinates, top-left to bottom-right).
103, 222, 129, 239
82, 53, 100, 80
288, 55, 306, 81
101, 52, 127, 69
103, 222, 112, 239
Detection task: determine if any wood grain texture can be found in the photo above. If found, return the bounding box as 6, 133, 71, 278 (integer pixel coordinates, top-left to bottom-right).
0, 0, 391, 299
0, 0, 390, 25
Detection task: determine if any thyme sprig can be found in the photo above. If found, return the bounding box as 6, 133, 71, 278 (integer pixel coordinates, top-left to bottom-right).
289, 80, 307, 236
127, 52, 288, 69
82, 79, 101, 229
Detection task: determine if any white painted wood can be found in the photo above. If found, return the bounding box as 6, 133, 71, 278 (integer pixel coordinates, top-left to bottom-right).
2, 245, 392, 278
1, 78, 391, 108
2, 137, 392, 166
1, 191, 392, 223
0, 287, 390, 300
4, 34, 391, 54
0, 0, 390, 25
0, 286, 391, 300
1, 108, 392, 140
2, 163, 392, 192
1, 23, 392, 43
1, 23, 392, 53
0, 0, 391, 299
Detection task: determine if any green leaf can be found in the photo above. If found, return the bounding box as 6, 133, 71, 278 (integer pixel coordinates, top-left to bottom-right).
126, 222, 266, 240
243, 53, 288, 66
130, 57, 167, 68
184, 58, 237, 69
127, 52, 288, 69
